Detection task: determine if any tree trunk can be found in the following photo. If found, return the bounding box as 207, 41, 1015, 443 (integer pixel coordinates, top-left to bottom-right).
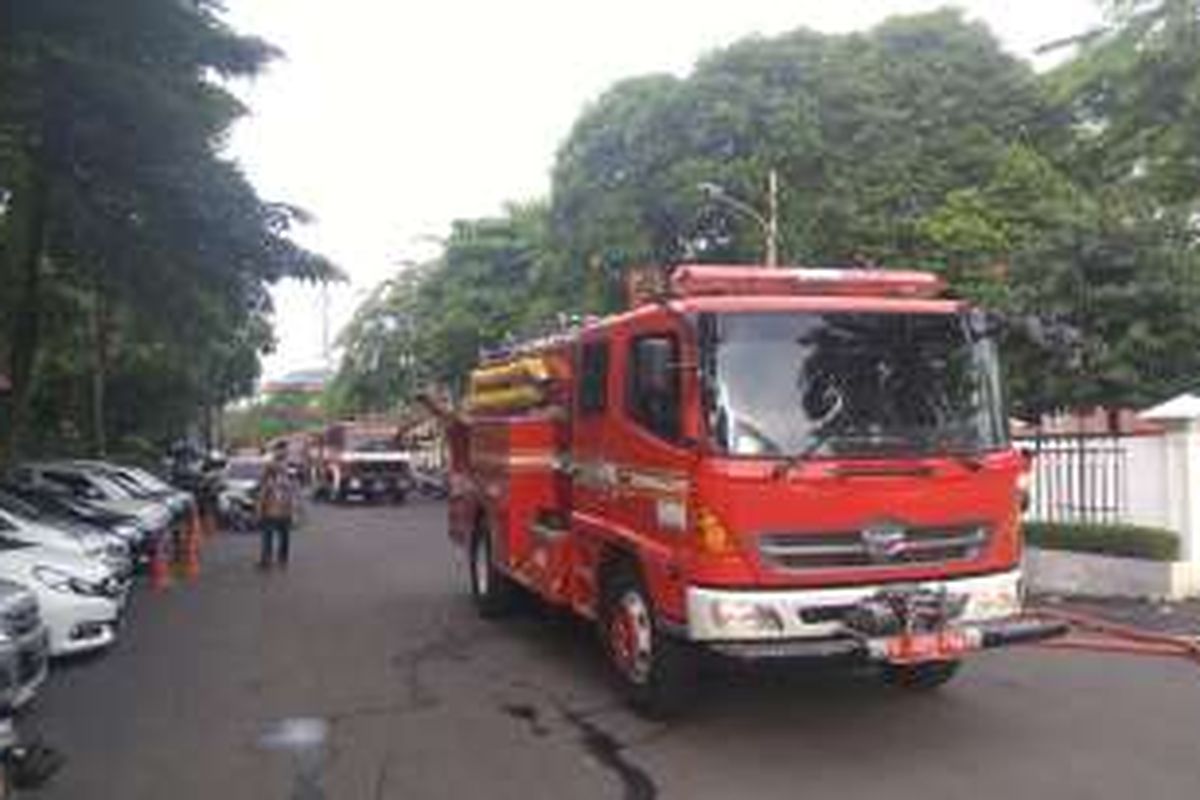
2, 163, 49, 461
89, 287, 110, 457
201, 397, 213, 453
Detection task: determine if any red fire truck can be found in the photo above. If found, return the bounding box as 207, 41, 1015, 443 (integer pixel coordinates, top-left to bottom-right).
434, 265, 1065, 715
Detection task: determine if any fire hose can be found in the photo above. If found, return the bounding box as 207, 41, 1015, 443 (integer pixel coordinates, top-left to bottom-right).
1025, 605, 1200, 669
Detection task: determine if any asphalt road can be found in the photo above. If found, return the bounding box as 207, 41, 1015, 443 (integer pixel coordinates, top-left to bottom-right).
25, 500, 1200, 799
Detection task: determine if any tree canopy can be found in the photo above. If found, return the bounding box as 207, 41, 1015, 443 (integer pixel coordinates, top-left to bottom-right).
0, 0, 337, 461
284, 4, 1200, 422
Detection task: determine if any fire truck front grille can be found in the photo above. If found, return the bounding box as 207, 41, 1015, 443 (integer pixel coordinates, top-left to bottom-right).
758, 524, 989, 571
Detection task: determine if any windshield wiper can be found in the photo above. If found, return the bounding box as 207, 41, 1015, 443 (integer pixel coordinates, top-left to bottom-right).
772, 427, 985, 480
909, 427, 986, 471
770, 424, 842, 480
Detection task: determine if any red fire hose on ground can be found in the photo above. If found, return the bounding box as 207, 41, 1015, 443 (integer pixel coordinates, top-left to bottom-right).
1025, 605, 1200, 668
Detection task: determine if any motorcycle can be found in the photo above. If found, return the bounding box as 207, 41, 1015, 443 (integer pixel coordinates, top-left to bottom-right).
218, 488, 258, 533
412, 468, 449, 500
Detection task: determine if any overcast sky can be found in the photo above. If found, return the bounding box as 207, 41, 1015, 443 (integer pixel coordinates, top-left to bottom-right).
222, 0, 1102, 382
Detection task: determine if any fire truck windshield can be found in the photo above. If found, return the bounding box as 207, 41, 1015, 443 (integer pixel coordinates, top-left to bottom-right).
698, 310, 1007, 459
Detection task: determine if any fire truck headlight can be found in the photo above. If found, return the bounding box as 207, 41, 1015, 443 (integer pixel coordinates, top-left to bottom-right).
963, 582, 1021, 621
708, 598, 785, 634
695, 506, 735, 554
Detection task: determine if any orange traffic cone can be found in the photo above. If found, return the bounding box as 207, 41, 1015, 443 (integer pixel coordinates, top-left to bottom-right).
150, 537, 172, 591
182, 530, 200, 581
179, 513, 201, 581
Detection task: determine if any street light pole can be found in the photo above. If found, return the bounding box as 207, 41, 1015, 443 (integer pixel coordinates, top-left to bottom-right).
699, 169, 780, 268
766, 168, 778, 268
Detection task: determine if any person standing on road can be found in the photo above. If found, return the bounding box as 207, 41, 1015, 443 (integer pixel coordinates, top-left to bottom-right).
256, 449, 297, 570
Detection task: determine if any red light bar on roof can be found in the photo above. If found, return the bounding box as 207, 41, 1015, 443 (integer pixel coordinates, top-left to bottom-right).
670, 265, 945, 299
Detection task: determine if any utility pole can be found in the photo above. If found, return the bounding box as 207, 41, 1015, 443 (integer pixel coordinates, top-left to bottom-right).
320, 282, 330, 371
699, 168, 781, 268
766, 168, 779, 268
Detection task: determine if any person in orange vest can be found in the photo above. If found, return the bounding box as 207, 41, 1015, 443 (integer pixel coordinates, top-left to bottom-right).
256, 446, 297, 570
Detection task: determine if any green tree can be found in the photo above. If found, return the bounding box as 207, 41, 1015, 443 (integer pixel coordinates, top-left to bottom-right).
337, 5, 1200, 418
331, 202, 566, 406
550, 10, 1047, 302
0, 0, 336, 460
1049, 0, 1200, 205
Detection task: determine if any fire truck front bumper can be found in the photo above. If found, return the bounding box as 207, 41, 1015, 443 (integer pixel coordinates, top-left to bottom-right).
683, 569, 1067, 663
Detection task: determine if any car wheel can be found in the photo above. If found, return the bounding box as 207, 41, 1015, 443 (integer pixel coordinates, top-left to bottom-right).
880, 660, 962, 690
599, 563, 694, 718
469, 524, 515, 618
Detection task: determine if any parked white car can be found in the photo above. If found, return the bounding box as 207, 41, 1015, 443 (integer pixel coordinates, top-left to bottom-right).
0, 482, 152, 566
67, 461, 192, 520
0, 536, 126, 657
12, 463, 173, 537
0, 506, 131, 579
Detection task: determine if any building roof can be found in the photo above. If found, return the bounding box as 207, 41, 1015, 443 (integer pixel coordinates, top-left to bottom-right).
262, 367, 331, 395
1141, 393, 1200, 422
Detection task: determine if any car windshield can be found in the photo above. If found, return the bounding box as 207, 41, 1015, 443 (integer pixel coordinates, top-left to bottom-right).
103, 470, 152, 497
0, 535, 32, 551
226, 461, 267, 481
127, 468, 171, 492
0, 492, 42, 521
698, 310, 1007, 458
86, 473, 135, 500
350, 438, 399, 453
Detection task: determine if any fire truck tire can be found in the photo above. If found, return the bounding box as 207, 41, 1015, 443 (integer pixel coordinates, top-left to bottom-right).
469, 527, 516, 618
880, 660, 961, 690
600, 565, 693, 718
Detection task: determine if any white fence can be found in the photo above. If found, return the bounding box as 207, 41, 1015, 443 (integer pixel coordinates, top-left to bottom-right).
1022, 433, 1169, 530
1020, 426, 1200, 561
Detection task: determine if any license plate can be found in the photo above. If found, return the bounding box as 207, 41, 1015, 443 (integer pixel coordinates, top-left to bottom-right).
878, 629, 972, 664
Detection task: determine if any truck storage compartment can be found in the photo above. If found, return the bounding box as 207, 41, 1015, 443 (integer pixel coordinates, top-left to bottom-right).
468, 414, 571, 600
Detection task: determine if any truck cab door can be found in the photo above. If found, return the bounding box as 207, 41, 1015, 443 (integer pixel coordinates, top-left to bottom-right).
606, 319, 696, 623
568, 333, 615, 612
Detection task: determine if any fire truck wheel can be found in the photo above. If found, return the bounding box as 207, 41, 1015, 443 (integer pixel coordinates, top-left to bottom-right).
600, 565, 693, 718
880, 660, 962, 690
469, 528, 515, 618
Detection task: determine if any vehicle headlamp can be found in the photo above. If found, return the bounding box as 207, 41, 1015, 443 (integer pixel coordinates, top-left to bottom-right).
708, 598, 785, 634
32, 565, 103, 597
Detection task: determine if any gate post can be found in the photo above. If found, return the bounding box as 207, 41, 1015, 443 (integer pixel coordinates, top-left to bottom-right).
1141, 396, 1200, 561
